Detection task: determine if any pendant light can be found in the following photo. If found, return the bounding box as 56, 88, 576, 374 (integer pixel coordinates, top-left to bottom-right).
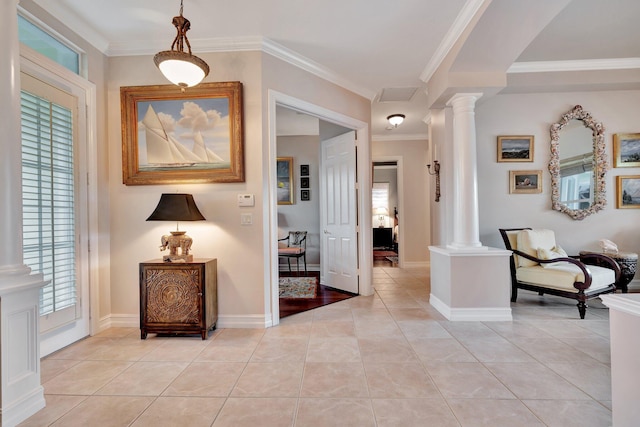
154, 0, 210, 88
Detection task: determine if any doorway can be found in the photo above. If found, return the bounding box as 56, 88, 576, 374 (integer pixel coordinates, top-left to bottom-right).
372, 159, 402, 268
267, 91, 372, 327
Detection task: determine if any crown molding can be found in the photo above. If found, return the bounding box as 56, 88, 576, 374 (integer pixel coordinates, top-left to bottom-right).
508, 58, 640, 74
260, 38, 375, 99
372, 133, 428, 142
420, 0, 488, 83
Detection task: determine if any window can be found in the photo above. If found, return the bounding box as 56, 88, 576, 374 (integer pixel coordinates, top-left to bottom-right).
21, 73, 78, 328
18, 14, 81, 75
372, 182, 390, 227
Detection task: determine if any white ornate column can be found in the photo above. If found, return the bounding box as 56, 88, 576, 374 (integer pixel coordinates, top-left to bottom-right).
446, 93, 485, 250
428, 93, 511, 322
0, 1, 48, 425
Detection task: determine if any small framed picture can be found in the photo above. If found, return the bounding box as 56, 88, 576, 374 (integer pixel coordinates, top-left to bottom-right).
509, 170, 542, 194
497, 136, 534, 162
300, 177, 310, 188
301, 190, 310, 201
613, 133, 640, 168
616, 175, 640, 208
300, 164, 309, 176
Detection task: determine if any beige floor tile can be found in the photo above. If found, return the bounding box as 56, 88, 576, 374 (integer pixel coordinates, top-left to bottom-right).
300, 362, 369, 397
17, 395, 86, 427
545, 359, 611, 400
212, 397, 296, 427
372, 398, 460, 427
485, 321, 550, 339
458, 336, 536, 363
45, 337, 116, 360
196, 343, 257, 362
310, 321, 356, 337
485, 362, 592, 400
295, 398, 376, 427
40, 358, 81, 384
263, 321, 312, 338
397, 319, 452, 340
163, 362, 245, 396
510, 337, 601, 363
131, 396, 225, 427
410, 338, 477, 366
312, 307, 355, 323
50, 396, 154, 427
440, 321, 501, 340
231, 362, 303, 397
210, 328, 265, 346
358, 336, 418, 363
140, 339, 210, 362
364, 362, 440, 398
250, 337, 308, 362
523, 399, 612, 427
427, 362, 516, 399
447, 398, 544, 426
96, 361, 188, 396
306, 336, 361, 362
387, 307, 433, 321
559, 335, 611, 364
43, 360, 133, 395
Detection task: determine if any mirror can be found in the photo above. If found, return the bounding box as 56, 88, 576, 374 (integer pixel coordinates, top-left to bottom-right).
549, 105, 608, 220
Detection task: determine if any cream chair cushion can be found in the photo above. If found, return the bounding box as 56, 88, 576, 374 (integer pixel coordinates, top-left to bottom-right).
516, 263, 615, 293
516, 229, 557, 267
537, 245, 568, 268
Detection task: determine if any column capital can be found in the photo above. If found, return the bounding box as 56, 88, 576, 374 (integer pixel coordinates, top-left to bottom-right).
446, 92, 483, 109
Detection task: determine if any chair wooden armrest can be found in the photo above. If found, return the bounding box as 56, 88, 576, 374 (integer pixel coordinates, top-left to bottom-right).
512, 249, 594, 290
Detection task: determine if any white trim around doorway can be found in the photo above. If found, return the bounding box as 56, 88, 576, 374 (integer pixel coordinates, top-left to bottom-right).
265, 90, 372, 328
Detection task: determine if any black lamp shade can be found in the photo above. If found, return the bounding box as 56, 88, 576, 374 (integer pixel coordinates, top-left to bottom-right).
146, 193, 205, 221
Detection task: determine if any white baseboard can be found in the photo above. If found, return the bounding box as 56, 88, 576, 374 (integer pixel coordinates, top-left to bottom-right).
2, 385, 45, 427
430, 293, 513, 321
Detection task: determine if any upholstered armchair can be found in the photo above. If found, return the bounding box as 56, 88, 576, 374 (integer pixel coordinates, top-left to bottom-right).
499, 228, 621, 319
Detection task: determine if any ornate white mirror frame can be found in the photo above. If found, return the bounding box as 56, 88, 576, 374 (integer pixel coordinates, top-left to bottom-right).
549, 105, 608, 220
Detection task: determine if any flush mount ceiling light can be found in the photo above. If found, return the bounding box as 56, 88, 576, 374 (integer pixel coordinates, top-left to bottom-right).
154, 0, 210, 88
387, 114, 405, 128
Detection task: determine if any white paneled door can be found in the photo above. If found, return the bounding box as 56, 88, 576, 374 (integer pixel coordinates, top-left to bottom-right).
320, 131, 358, 294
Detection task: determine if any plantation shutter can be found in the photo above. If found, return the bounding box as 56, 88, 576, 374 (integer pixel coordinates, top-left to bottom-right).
21, 73, 77, 320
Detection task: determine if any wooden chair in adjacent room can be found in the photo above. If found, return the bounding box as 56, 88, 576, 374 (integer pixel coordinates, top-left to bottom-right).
278, 231, 307, 275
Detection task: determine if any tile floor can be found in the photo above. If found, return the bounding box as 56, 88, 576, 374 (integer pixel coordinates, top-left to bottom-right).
20, 265, 615, 426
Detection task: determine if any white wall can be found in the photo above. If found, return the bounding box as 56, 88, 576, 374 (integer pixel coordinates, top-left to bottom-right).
476, 90, 640, 259
277, 135, 321, 266
372, 139, 430, 265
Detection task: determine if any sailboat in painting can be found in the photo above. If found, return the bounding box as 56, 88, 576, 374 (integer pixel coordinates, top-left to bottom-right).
142, 105, 224, 168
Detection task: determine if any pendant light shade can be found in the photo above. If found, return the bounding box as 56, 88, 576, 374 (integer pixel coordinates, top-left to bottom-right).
387, 114, 405, 127
154, 0, 210, 88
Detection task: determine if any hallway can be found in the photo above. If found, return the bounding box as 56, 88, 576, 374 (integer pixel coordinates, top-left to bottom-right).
22, 265, 612, 426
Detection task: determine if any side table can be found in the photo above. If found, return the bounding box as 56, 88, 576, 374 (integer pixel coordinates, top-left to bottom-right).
579, 251, 637, 293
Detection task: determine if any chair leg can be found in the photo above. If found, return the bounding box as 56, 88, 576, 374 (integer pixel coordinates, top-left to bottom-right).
303, 253, 307, 274
287, 259, 291, 272
511, 285, 518, 303
577, 301, 587, 319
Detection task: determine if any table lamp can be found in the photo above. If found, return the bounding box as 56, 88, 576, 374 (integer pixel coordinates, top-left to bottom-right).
374, 207, 389, 228
147, 193, 205, 262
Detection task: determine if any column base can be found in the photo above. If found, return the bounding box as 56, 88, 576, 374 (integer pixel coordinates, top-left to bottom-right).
429, 246, 512, 321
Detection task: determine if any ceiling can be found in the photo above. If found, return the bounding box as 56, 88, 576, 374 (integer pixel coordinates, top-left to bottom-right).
30, 0, 640, 139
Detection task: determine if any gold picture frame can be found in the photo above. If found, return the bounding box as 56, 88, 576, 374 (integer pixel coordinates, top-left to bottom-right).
120, 81, 244, 185
613, 133, 640, 168
509, 170, 542, 194
277, 157, 294, 205
616, 175, 640, 208
497, 135, 534, 162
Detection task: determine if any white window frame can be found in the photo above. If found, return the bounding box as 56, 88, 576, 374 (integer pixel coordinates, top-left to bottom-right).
21, 45, 99, 356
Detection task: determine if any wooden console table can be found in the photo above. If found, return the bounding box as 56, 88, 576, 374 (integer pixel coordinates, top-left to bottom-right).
140, 258, 217, 340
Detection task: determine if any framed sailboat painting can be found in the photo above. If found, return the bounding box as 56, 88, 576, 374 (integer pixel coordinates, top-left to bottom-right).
120, 82, 244, 185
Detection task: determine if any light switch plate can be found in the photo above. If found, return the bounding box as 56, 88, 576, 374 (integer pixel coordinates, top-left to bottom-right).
240, 213, 252, 225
